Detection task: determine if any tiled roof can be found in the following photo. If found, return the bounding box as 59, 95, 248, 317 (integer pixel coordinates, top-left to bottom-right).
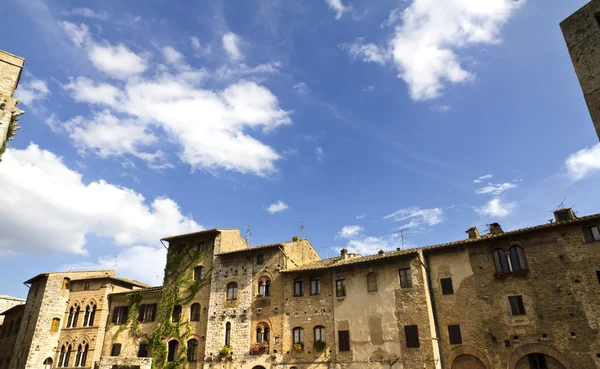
0, 296, 25, 302
161, 228, 238, 242
0, 304, 25, 316
24, 270, 115, 284
216, 242, 283, 255
283, 212, 600, 272
70, 276, 150, 288
109, 286, 163, 296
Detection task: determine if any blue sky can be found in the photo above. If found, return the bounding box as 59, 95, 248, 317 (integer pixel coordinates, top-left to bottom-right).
2, 0, 600, 298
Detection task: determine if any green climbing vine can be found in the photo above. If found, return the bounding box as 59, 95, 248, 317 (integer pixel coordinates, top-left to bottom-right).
111, 242, 212, 369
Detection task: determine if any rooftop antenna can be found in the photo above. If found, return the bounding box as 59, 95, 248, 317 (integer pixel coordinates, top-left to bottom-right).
298, 221, 305, 240
397, 228, 408, 250
245, 224, 252, 243
556, 197, 567, 210
113, 255, 118, 270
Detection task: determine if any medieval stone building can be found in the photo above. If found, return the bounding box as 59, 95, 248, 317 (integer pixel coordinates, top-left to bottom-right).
2, 208, 600, 369
561, 0, 600, 141
0, 49, 24, 160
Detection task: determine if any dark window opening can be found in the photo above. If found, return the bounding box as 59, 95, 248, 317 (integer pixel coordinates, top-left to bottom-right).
193, 266, 204, 281
187, 339, 198, 362
257, 254, 264, 265
404, 325, 420, 348
292, 327, 304, 344
596, 270, 600, 284
227, 282, 238, 300
172, 305, 182, 323
111, 344, 122, 357
493, 249, 510, 273
111, 306, 129, 325
138, 344, 149, 358
399, 268, 412, 288
167, 340, 178, 362
448, 325, 462, 345
190, 303, 201, 321
138, 304, 157, 323
583, 225, 600, 242
83, 282, 90, 291
528, 353, 548, 369
440, 278, 454, 295
338, 330, 350, 352
310, 278, 321, 295
336, 279, 346, 297
508, 296, 526, 316
198, 242, 206, 252
293, 279, 303, 297
225, 322, 231, 346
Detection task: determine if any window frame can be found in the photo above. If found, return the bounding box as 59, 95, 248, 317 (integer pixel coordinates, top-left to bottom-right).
293, 279, 304, 297
227, 282, 238, 300
167, 340, 179, 362
138, 343, 149, 358
139, 304, 157, 323
440, 277, 454, 295
292, 327, 304, 344
509, 245, 527, 271
314, 325, 326, 343
399, 268, 413, 288
336, 279, 346, 298
187, 339, 198, 362
112, 306, 129, 325
310, 277, 321, 295
51, 318, 60, 332
193, 266, 204, 281
366, 272, 378, 292
508, 295, 526, 316
257, 254, 264, 265
171, 305, 182, 323
583, 225, 600, 243
190, 303, 201, 322
404, 325, 420, 348
448, 325, 462, 345
338, 330, 350, 352
110, 344, 122, 357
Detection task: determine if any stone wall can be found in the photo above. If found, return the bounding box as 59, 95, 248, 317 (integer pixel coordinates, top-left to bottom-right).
0, 296, 25, 325
561, 0, 600, 141
0, 49, 24, 160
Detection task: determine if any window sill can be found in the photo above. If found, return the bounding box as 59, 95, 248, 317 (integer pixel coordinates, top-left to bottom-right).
336, 296, 346, 300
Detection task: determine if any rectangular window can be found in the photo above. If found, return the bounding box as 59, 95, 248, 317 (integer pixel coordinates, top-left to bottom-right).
448, 325, 462, 345
172, 305, 182, 323
583, 226, 600, 243
83, 282, 90, 291
440, 278, 454, 295
198, 242, 206, 252
193, 266, 204, 281
399, 268, 412, 288
51, 318, 60, 332
111, 344, 122, 356
138, 344, 149, 358
336, 279, 346, 298
294, 280, 303, 296
257, 254, 264, 265
112, 307, 129, 325
508, 296, 526, 316
338, 330, 350, 352
310, 278, 320, 295
596, 270, 600, 284
404, 325, 420, 348
138, 304, 156, 322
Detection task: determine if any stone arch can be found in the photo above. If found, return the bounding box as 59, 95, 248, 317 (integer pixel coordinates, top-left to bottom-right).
447, 345, 492, 369
507, 343, 571, 369
68, 299, 82, 309
59, 336, 74, 347
252, 366, 266, 369
76, 334, 92, 346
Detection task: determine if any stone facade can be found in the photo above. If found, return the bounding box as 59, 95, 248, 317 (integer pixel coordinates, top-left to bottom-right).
0, 296, 25, 325
3, 210, 600, 369
561, 0, 600, 141
0, 49, 24, 160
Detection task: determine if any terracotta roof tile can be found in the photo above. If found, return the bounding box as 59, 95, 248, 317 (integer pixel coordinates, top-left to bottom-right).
216, 243, 283, 255
161, 228, 238, 242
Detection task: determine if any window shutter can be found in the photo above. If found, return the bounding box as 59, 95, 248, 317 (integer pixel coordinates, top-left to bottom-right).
111, 308, 118, 324
138, 305, 145, 322
338, 330, 350, 352
151, 304, 157, 321
404, 325, 420, 348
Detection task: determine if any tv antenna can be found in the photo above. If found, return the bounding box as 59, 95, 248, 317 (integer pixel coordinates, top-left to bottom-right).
556, 197, 567, 210
245, 224, 252, 243
298, 221, 305, 239
113, 255, 118, 270
397, 229, 408, 250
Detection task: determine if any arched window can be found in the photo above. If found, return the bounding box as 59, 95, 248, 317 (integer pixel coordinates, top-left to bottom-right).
43, 358, 53, 369
67, 305, 80, 328
172, 305, 182, 323
314, 326, 326, 343
58, 346, 66, 368
225, 322, 232, 346
88, 303, 96, 326
256, 322, 270, 342
509, 245, 527, 271
493, 249, 510, 273
81, 344, 88, 367
74, 345, 83, 367
190, 303, 201, 321
193, 266, 204, 282
292, 327, 304, 344
83, 306, 90, 327
167, 340, 178, 362
227, 283, 238, 300
59, 345, 71, 367
366, 272, 378, 292
187, 339, 198, 362
257, 277, 271, 297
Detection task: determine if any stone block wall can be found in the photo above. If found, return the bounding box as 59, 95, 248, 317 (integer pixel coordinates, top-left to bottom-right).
0, 296, 25, 325
0, 49, 24, 160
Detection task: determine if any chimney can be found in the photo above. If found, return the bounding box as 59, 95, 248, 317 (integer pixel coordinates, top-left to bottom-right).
378, 250, 385, 256
554, 208, 576, 222
466, 227, 480, 240
340, 248, 348, 260
489, 223, 503, 235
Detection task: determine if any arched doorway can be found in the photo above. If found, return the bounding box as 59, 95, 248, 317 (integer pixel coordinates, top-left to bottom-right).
252, 366, 266, 369
43, 358, 53, 369
452, 354, 486, 369
515, 353, 566, 369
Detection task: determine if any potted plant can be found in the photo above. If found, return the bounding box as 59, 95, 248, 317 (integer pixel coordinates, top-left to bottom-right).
220, 345, 232, 357
250, 341, 269, 354
313, 340, 326, 351
293, 343, 304, 353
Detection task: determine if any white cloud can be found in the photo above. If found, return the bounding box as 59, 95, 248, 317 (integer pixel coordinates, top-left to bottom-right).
60, 21, 90, 47
346, 235, 403, 255
326, 0, 352, 19
474, 198, 515, 218
0, 144, 202, 256
336, 225, 364, 239
69, 8, 108, 20
342, 39, 390, 65
473, 174, 492, 183
15, 78, 50, 106
356, 214, 365, 219
347, 0, 523, 100
223, 32, 243, 61
383, 207, 444, 228
293, 82, 308, 94
190, 37, 201, 50
565, 143, 600, 180
316, 146, 324, 161
362, 85, 375, 92
162, 46, 184, 64
266, 201, 289, 214
475, 182, 517, 195
65, 77, 121, 106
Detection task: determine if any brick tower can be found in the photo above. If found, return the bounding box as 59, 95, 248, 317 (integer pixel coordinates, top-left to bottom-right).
0, 50, 24, 160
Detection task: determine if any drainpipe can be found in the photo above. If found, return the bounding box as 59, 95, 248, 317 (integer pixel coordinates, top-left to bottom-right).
419, 250, 444, 369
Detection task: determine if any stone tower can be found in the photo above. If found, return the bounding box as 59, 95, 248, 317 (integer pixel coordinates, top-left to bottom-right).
561, 0, 600, 141
0, 50, 24, 160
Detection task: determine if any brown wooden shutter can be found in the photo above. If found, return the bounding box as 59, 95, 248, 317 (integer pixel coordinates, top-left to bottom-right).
404, 325, 420, 348
338, 330, 350, 352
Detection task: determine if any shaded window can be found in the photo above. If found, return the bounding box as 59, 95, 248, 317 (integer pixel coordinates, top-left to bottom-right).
338, 330, 350, 352
264, 280, 271, 296
138, 344, 149, 358
187, 339, 198, 362
509, 246, 527, 271
493, 249, 510, 273
314, 326, 325, 343
256, 322, 270, 342
87, 303, 96, 326
596, 270, 600, 284
112, 306, 129, 325
293, 279, 303, 297
257, 254, 264, 265
399, 268, 412, 288
367, 272, 378, 292
75, 344, 88, 367
83, 282, 90, 291
448, 325, 462, 344
43, 358, 53, 369
440, 278, 454, 295
190, 303, 201, 321
67, 307, 74, 328
172, 305, 182, 323
509, 296, 526, 316
51, 318, 60, 332
292, 327, 304, 344
59, 345, 72, 366
336, 279, 346, 297
583, 226, 600, 243
198, 242, 206, 252
139, 304, 157, 323
167, 340, 178, 362
227, 283, 238, 300
111, 344, 121, 357
258, 278, 271, 297
193, 266, 204, 281
310, 278, 320, 295
404, 325, 420, 348
528, 353, 548, 369
225, 322, 231, 346
68, 305, 80, 328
